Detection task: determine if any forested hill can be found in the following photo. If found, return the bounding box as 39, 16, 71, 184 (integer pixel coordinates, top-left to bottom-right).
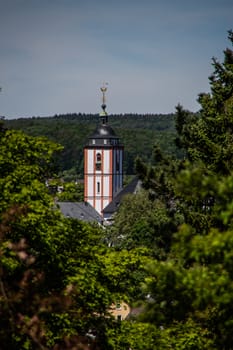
5, 113, 180, 177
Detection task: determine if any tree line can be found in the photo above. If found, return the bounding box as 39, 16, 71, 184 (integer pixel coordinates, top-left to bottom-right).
5, 113, 179, 177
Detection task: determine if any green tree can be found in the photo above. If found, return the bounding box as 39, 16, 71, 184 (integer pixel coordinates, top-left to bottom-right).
133, 143, 183, 257
55, 181, 84, 201
106, 318, 213, 350
175, 31, 233, 175
108, 190, 179, 259
0, 125, 151, 349
139, 31, 233, 349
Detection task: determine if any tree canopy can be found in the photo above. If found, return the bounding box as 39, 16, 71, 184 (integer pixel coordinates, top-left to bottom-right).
0, 125, 150, 349
128, 30, 233, 348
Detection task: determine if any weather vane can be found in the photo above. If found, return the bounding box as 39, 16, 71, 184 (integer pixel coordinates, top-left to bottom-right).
100, 82, 108, 110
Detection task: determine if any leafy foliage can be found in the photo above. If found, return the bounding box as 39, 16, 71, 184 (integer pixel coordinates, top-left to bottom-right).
0, 125, 150, 349
136, 30, 233, 348
108, 190, 180, 259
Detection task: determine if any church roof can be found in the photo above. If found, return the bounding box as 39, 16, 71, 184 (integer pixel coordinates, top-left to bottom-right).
103, 177, 141, 215
57, 201, 103, 224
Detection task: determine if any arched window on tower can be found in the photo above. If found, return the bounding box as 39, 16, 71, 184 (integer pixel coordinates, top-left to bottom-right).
96, 152, 102, 171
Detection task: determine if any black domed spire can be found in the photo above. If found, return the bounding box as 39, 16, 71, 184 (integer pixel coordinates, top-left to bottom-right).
91, 123, 116, 138
86, 83, 121, 146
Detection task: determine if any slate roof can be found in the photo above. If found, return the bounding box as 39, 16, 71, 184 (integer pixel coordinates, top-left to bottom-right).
86, 121, 123, 147
102, 177, 141, 215
90, 123, 117, 139
57, 201, 103, 224
57, 178, 141, 224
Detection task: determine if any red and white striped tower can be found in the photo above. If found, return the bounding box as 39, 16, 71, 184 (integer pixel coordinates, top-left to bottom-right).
84, 84, 124, 216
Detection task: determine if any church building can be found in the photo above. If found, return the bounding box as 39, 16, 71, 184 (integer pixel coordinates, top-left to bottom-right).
84, 85, 124, 216
58, 85, 140, 224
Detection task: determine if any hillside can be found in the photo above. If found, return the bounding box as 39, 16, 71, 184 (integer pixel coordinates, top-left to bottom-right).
5, 113, 180, 177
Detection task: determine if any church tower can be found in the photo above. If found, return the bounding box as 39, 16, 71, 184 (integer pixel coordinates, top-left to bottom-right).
84, 84, 124, 216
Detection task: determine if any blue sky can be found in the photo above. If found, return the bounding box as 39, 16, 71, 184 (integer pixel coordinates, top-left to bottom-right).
0, 0, 232, 118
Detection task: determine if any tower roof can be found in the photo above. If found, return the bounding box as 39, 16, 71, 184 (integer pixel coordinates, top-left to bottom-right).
86, 83, 122, 145
90, 123, 117, 139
